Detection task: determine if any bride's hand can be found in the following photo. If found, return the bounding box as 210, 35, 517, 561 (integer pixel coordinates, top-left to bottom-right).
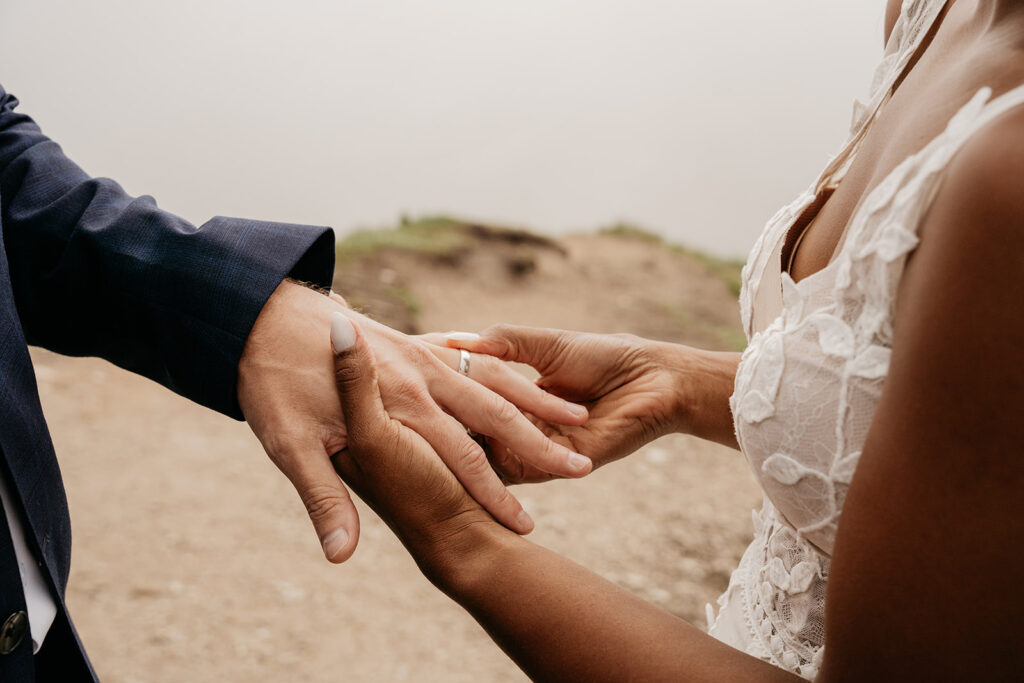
443, 326, 691, 482
330, 316, 495, 565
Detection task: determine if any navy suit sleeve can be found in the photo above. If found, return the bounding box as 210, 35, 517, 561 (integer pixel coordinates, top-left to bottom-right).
0, 85, 336, 419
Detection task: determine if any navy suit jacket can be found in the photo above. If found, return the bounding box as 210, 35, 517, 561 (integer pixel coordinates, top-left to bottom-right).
0, 84, 335, 680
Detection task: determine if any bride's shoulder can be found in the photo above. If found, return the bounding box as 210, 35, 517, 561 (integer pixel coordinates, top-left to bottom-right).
925, 102, 1024, 248
898, 100, 1024, 335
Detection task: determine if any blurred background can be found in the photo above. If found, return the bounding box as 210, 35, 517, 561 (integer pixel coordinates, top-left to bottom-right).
3, 0, 883, 258
3, 2, 888, 681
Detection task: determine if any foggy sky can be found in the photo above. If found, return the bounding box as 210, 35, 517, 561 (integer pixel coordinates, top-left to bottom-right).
1, 1, 885, 258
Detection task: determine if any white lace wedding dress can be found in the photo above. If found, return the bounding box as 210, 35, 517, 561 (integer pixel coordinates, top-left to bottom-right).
705, 0, 1024, 677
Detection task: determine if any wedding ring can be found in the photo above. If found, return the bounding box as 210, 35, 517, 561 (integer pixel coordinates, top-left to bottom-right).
458, 349, 480, 439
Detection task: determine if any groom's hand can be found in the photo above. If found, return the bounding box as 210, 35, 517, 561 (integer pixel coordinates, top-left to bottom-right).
238, 281, 593, 564
239, 282, 358, 562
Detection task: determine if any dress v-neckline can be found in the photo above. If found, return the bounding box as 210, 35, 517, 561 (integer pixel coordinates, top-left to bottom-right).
777, 0, 954, 286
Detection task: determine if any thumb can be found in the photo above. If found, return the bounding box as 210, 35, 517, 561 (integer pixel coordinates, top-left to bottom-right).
330, 313, 392, 441
286, 453, 360, 564
444, 324, 566, 370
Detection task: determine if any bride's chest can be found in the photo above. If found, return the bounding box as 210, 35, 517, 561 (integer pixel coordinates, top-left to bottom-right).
731, 288, 892, 555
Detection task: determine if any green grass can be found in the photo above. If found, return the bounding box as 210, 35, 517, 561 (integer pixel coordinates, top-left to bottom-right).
337, 215, 472, 261
671, 246, 744, 298
600, 222, 744, 298
599, 222, 666, 243
341, 215, 745, 298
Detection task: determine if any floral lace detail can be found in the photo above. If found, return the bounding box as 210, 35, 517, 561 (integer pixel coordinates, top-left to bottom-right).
713, 500, 829, 679
710, 1, 1024, 677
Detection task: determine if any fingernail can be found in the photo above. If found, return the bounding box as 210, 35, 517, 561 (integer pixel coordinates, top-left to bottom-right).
445, 332, 480, 343
322, 527, 350, 560
516, 509, 534, 532
566, 402, 588, 419
331, 313, 357, 353
569, 452, 591, 472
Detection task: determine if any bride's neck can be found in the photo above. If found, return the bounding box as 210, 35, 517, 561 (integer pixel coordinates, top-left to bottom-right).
942, 0, 1024, 53
965, 0, 1024, 36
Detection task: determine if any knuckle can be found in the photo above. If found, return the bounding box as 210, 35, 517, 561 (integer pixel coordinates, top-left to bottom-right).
454, 440, 491, 479
383, 376, 430, 409
481, 324, 518, 359
539, 434, 563, 462
385, 375, 420, 398
300, 484, 348, 525
486, 392, 520, 428
333, 361, 364, 392
406, 341, 437, 368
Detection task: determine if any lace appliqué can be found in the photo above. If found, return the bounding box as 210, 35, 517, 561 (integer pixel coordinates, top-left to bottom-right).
709, 502, 828, 679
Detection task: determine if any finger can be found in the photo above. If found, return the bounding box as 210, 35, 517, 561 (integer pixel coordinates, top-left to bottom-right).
279, 446, 361, 563
485, 415, 584, 483
434, 377, 593, 479
444, 325, 567, 370
425, 345, 587, 426
331, 313, 396, 446
471, 354, 587, 425
413, 331, 450, 346
414, 411, 535, 535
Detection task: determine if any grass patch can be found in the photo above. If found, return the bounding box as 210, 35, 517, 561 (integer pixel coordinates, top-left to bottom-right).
599, 222, 665, 243
672, 246, 744, 298
337, 215, 472, 261
340, 215, 746, 298
600, 223, 743, 298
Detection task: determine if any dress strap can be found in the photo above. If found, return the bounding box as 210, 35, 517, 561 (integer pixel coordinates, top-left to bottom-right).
970, 84, 1024, 131
817, 0, 951, 191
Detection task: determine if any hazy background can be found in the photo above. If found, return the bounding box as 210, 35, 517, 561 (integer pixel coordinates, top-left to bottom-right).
2, 1, 886, 259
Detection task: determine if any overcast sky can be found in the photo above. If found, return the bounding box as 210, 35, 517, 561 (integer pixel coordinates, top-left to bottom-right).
1, 1, 886, 258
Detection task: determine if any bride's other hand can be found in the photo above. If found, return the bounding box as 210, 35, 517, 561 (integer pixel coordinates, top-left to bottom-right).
445, 326, 741, 482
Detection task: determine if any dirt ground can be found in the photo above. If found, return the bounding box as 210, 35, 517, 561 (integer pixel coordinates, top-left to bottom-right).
35, 230, 762, 681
